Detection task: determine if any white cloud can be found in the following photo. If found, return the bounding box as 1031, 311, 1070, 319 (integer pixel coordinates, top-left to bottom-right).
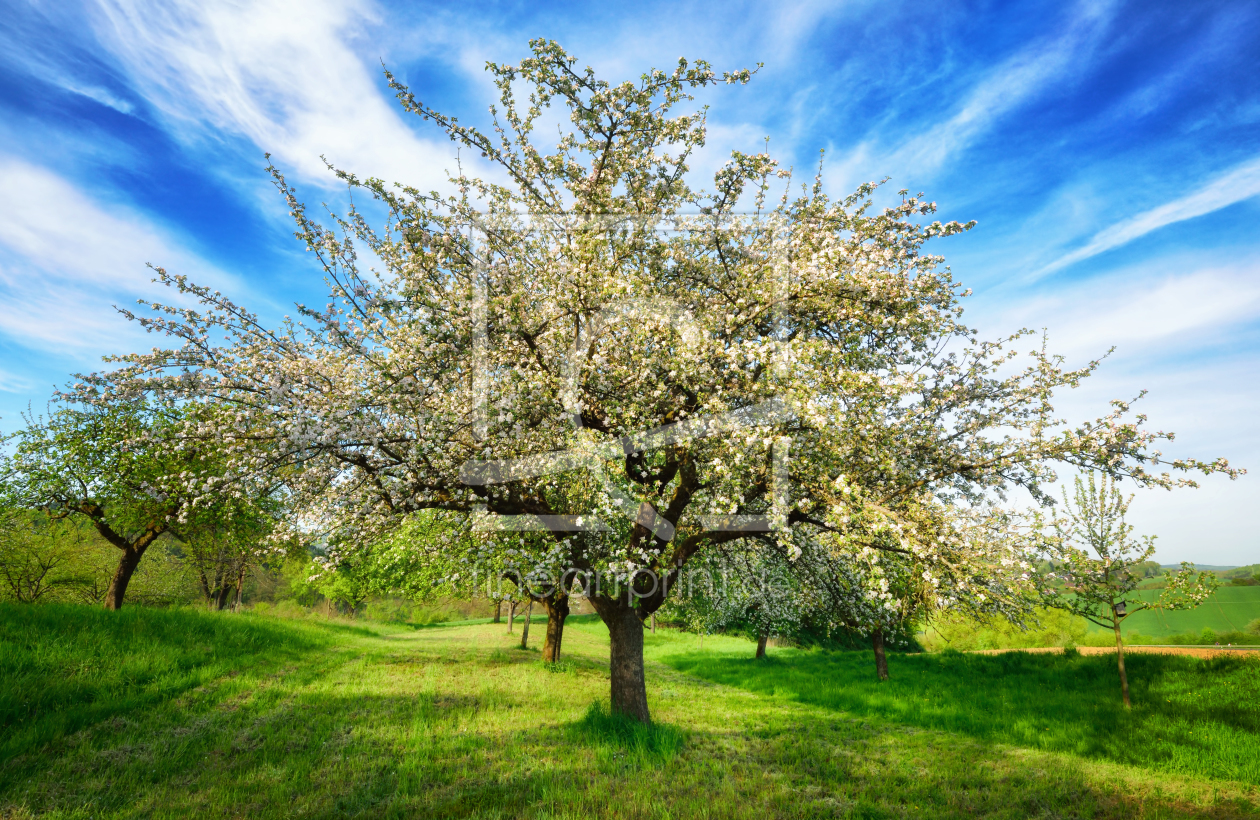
980, 262, 1260, 363
0, 157, 236, 357
90, 0, 469, 190
60, 82, 136, 115
1034, 155, 1260, 278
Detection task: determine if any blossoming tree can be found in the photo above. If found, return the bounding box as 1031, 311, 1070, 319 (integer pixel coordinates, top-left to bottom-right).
1, 400, 246, 610
1043, 473, 1219, 707
85, 41, 1239, 722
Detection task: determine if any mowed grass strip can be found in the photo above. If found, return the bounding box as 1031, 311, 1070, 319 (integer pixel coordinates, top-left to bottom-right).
0, 606, 1254, 819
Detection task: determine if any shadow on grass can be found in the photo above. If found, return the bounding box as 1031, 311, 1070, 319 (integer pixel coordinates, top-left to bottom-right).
4, 631, 1255, 819
0, 602, 342, 770
11, 685, 1250, 820
570, 701, 684, 765
393, 613, 554, 631
661, 647, 1260, 784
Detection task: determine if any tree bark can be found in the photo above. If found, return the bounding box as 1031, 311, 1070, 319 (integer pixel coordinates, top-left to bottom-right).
519, 600, 533, 649
97, 523, 164, 612
104, 545, 147, 611
214, 583, 233, 611
756, 630, 768, 659
233, 563, 246, 612
651, 612, 656, 634
507, 600, 516, 632
1113, 619, 1131, 708
541, 595, 569, 663
872, 628, 889, 681
590, 596, 651, 724
493, 600, 502, 624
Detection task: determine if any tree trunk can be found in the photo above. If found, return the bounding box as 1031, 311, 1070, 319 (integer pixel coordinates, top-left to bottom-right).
651, 612, 656, 634
104, 545, 146, 611
198, 570, 214, 605
591, 597, 651, 724
493, 600, 502, 624
214, 584, 232, 611
233, 563, 246, 612
1113, 619, 1131, 708
508, 601, 516, 632
519, 600, 533, 649
756, 630, 768, 659
542, 595, 569, 663
872, 628, 889, 681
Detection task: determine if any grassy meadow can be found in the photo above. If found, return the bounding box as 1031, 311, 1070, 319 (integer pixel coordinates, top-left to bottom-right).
2, 604, 1258, 819
1097, 587, 1260, 639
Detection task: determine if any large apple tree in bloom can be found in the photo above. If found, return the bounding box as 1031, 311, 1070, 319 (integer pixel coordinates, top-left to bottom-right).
82, 41, 1239, 723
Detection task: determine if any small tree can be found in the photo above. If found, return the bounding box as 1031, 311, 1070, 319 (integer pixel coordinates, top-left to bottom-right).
1044, 473, 1219, 707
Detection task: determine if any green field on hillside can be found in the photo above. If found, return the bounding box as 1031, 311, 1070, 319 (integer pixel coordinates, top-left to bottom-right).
2, 604, 1258, 819
1094, 586, 1260, 639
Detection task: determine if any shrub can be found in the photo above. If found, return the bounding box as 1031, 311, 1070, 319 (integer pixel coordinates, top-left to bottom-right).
921, 607, 1088, 651
364, 598, 413, 623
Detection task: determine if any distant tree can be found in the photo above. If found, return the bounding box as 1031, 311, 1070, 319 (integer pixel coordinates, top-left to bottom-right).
175, 490, 288, 611
355, 514, 577, 660
659, 543, 808, 658
1128, 560, 1163, 580
1043, 473, 1219, 707
1, 399, 279, 610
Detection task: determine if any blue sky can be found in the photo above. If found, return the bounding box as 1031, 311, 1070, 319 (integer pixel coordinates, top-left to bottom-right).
1, 0, 1258, 564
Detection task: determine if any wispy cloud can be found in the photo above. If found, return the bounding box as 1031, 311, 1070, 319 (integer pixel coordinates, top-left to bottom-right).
0, 156, 235, 357
0, 367, 35, 395
90, 0, 471, 190
974, 259, 1260, 364
827, 1, 1115, 191
59, 81, 136, 115
1033, 155, 1260, 278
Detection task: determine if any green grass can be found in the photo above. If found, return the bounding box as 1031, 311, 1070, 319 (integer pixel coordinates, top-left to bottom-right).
1100, 587, 1260, 638
652, 639, 1260, 783
1, 605, 1257, 819
0, 603, 358, 767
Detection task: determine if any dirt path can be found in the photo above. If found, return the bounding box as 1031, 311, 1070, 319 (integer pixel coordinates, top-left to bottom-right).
972, 645, 1260, 659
